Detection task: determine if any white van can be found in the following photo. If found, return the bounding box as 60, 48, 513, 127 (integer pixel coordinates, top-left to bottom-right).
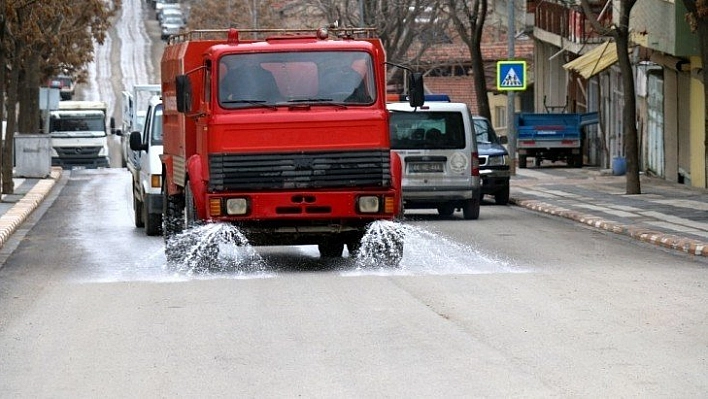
388, 101, 481, 219
128, 96, 163, 236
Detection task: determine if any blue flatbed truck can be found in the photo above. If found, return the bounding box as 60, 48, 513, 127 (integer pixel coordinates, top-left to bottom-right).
515, 112, 599, 168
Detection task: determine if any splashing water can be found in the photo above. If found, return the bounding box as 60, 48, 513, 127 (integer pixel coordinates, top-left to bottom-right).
351, 220, 519, 275
356, 220, 407, 269
165, 223, 267, 275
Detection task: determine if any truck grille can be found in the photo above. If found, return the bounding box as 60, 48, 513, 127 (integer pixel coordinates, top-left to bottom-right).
209, 150, 391, 191
54, 146, 102, 158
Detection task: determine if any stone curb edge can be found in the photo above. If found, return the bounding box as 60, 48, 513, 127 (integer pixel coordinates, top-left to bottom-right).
510, 197, 708, 257
0, 167, 63, 250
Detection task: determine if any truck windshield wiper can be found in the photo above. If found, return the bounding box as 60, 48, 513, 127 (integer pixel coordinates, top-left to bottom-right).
222, 99, 277, 110
286, 98, 347, 108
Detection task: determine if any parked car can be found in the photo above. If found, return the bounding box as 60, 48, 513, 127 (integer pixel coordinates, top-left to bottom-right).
157, 5, 184, 24
160, 16, 186, 40
473, 116, 511, 205
388, 101, 482, 220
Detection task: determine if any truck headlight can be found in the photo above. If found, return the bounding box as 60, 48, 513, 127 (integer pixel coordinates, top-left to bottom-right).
225, 198, 248, 215
487, 155, 509, 166
357, 196, 380, 213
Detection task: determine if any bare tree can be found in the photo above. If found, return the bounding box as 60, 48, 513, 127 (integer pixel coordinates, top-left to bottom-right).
681, 0, 708, 187
187, 0, 278, 30
446, 0, 491, 121
580, 0, 640, 194
294, 0, 451, 83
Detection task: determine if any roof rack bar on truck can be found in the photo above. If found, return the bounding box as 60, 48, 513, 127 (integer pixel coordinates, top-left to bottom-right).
167, 27, 378, 44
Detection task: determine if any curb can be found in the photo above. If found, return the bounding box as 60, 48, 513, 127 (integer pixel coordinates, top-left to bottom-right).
510, 197, 708, 257
0, 167, 63, 250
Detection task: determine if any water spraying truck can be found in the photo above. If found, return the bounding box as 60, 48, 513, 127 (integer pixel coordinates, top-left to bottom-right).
160, 27, 423, 264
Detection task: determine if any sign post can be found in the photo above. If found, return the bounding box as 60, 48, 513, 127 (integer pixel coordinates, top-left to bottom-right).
497, 60, 527, 175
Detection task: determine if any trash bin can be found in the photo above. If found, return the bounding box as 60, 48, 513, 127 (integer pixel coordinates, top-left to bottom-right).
612, 156, 626, 176
15, 134, 51, 178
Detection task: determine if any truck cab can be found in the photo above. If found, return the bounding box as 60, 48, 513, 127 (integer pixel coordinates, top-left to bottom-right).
48, 100, 110, 168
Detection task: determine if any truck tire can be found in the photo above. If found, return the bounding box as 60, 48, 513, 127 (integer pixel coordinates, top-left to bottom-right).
437, 204, 455, 217
346, 231, 364, 257
463, 193, 481, 220
184, 182, 198, 228
518, 155, 527, 169
571, 153, 583, 168
318, 241, 345, 258
382, 238, 404, 268
163, 181, 185, 242
494, 185, 510, 205
133, 186, 144, 228
143, 194, 162, 236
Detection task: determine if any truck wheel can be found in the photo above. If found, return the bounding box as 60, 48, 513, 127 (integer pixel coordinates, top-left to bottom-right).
184, 182, 198, 228
494, 185, 510, 205
163, 182, 185, 242
345, 231, 364, 257
318, 241, 345, 258
381, 238, 404, 268
572, 154, 583, 168
144, 196, 162, 236
463, 193, 481, 220
437, 204, 455, 217
133, 188, 144, 228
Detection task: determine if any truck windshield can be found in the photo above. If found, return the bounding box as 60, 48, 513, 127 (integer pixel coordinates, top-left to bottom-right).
219, 51, 376, 108
50, 113, 105, 132
389, 111, 466, 150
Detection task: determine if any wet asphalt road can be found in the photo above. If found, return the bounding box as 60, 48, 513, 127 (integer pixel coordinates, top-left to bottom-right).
0, 168, 707, 396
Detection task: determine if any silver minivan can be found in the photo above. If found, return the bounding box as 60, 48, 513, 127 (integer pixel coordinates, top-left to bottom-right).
388, 101, 481, 219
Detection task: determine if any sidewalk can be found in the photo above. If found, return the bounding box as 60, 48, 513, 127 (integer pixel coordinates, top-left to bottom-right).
0, 167, 62, 249
510, 166, 708, 257
0, 166, 706, 259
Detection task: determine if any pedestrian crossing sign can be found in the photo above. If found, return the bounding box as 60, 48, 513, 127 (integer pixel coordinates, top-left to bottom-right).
496, 61, 527, 91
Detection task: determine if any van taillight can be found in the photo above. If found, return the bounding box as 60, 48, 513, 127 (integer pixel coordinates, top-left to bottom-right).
471, 151, 480, 177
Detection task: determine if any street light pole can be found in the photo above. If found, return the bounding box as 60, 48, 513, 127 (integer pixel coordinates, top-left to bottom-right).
506, 0, 517, 175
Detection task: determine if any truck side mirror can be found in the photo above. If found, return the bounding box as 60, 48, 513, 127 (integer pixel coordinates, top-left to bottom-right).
176, 74, 192, 113
129, 131, 147, 151
109, 117, 119, 134
408, 73, 424, 108
499, 135, 508, 145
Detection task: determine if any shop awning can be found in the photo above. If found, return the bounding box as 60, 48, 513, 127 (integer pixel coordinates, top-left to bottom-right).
563, 41, 617, 79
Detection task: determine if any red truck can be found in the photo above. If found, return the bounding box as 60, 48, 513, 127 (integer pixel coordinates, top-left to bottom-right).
160, 27, 422, 265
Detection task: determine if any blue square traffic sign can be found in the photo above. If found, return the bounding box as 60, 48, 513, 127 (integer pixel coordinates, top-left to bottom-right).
497, 61, 527, 91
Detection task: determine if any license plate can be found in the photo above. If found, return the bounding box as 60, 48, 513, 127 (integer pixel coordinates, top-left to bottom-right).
409, 162, 444, 173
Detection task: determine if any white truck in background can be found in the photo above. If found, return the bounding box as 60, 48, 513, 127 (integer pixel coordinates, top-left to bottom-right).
128, 95, 164, 236
120, 84, 161, 167
48, 100, 111, 168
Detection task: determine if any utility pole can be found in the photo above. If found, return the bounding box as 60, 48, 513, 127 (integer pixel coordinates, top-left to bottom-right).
506, 0, 517, 175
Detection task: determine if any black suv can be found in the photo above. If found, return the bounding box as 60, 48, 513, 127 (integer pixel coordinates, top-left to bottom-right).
473, 116, 510, 205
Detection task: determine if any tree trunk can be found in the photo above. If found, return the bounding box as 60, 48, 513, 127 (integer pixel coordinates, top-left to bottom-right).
17, 51, 41, 134
3, 49, 20, 195
0, 0, 5, 190
469, 41, 491, 121
616, 33, 640, 194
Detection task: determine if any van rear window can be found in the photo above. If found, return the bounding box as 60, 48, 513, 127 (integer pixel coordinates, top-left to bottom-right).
389, 111, 466, 150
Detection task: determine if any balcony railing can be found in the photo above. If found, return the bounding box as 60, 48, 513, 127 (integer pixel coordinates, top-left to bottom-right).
536, 1, 610, 44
